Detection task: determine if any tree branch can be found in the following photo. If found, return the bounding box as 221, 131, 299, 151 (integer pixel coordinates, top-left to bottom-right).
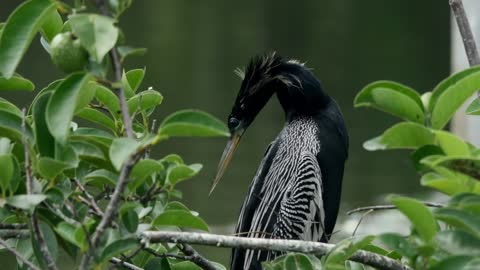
109, 257, 143, 270
79, 152, 143, 270
0, 223, 27, 230
178, 244, 218, 270
73, 178, 104, 216
347, 202, 445, 215
141, 231, 412, 270
0, 229, 29, 239
450, 0, 480, 66
0, 237, 41, 270
22, 109, 58, 270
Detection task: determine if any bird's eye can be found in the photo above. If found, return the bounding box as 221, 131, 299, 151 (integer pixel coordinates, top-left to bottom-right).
229, 118, 241, 130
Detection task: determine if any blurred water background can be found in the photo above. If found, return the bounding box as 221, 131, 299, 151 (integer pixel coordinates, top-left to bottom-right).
1, 0, 450, 268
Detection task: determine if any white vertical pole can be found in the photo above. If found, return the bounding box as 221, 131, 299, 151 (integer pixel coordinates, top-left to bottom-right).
451, 0, 480, 146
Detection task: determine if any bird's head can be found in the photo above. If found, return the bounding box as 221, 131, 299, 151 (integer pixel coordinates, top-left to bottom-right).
210, 52, 328, 194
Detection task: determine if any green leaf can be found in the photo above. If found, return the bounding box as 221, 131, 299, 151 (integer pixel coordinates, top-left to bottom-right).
0, 109, 34, 143
466, 98, 480, 115
118, 46, 147, 61
325, 235, 374, 267
95, 84, 120, 118
37, 157, 71, 179
153, 209, 209, 231
167, 164, 202, 187
284, 253, 315, 270
390, 195, 438, 242
450, 193, 480, 215
100, 238, 138, 262
171, 261, 202, 270
421, 172, 474, 195
435, 208, 480, 236
435, 131, 470, 156
69, 14, 119, 62
436, 230, 480, 256
122, 68, 145, 97
76, 107, 116, 131
159, 110, 229, 137
83, 169, 118, 186
6, 194, 46, 210
430, 66, 480, 129
0, 98, 22, 116
46, 72, 91, 143
129, 159, 164, 191
145, 257, 171, 270
127, 89, 163, 115
0, 154, 14, 192
377, 233, 416, 257
54, 222, 87, 250
121, 210, 138, 233
354, 81, 424, 123
0, 0, 56, 78
40, 8, 62, 42
74, 81, 97, 113
411, 145, 444, 172
0, 75, 35, 91
363, 122, 434, 151
109, 138, 141, 171
430, 256, 476, 270
33, 92, 55, 157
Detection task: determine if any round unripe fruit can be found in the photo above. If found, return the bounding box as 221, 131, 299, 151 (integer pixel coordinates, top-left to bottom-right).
50, 32, 88, 73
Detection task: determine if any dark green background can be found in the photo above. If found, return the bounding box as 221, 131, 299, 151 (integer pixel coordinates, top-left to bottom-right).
1, 0, 450, 268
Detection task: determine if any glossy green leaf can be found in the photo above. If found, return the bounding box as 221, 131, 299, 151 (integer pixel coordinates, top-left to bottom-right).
325, 235, 374, 267
171, 261, 202, 270
430, 66, 480, 129
0, 109, 34, 143
145, 257, 171, 270
6, 194, 46, 210
153, 209, 209, 231
436, 230, 480, 256
0, 0, 56, 78
430, 256, 476, 270
69, 14, 119, 62
127, 89, 163, 115
46, 72, 91, 143
40, 8, 62, 42
100, 238, 138, 262
167, 164, 202, 187
37, 157, 71, 179
74, 81, 97, 113
109, 137, 141, 171
0, 154, 14, 192
159, 110, 229, 137
450, 193, 480, 215
71, 127, 114, 152
377, 233, 416, 257
129, 159, 164, 190
33, 92, 55, 157
118, 46, 147, 61
95, 84, 121, 118
390, 195, 437, 242
0, 75, 35, 91
76, 107, 116, 131
83, 169, 118, 186
466, 98, 480, 115
435, 131, 470, 156
363, 122, 434, 151
284, 253, 315, 270
421, 172, 474, 195
123, 68, 145, 95
0, 98, 22, 116
121, 210, 138, 233
54, 222, 86, 250
354, 81, 424, 123
410, 145, 444, 172
435, 208, 480, 236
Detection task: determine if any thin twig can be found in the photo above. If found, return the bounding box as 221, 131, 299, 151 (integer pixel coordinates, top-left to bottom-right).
142, 231, 412, 270
109, 257, 143, 270
22, 109, 58, 270
179, 244, 218, 270
0, 223, 28, 230
0, 237, 41, 270
352, 209, 374, 237
450, 0, 480, 66
73, 178, 104, 216
79, 152, 143, 270
346, 202, 445, 215
0, 229, 30, 239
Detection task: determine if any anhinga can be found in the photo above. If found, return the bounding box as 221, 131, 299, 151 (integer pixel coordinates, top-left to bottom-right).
211, 52, 349, 270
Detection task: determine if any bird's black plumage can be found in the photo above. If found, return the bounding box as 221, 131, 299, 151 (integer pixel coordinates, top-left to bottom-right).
217, 52, 348, 270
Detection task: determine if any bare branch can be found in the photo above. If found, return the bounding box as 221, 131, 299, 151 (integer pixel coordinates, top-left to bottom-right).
109, 257, 143, 270
450, 0, 480, 66
0, 223, 28, 230
0, 237, 41, 270
0, 229, 29, 239
141, 231, 412, 270
347, 202, 445, 215
79, 152, 143, 270
178, 244, 218, 270
22, 109, 58, 270
73, 178, 104, 216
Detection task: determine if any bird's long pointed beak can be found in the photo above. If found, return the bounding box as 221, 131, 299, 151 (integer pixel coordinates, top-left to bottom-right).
209, 132, 242, 195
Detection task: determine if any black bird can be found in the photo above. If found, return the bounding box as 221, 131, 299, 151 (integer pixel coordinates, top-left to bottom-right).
211, 52, 349, 270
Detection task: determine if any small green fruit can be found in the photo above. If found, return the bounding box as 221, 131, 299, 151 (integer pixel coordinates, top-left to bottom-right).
50, 32, 88, 73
